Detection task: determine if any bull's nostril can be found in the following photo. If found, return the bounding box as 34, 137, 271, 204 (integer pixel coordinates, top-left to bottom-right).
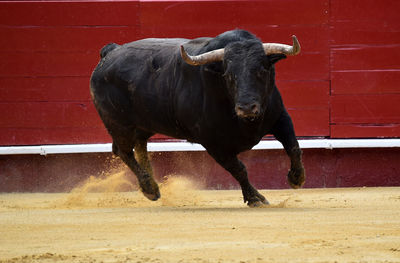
250, 103, 260, 116
251, 104, 259, 114
235, 105, 244, 114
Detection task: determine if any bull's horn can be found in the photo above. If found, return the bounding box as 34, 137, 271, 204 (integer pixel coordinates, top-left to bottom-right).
180, 45, 225, 66
262, 35, 301, 56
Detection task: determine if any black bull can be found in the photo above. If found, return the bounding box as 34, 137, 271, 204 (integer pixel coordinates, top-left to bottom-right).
90, 30, 305, 207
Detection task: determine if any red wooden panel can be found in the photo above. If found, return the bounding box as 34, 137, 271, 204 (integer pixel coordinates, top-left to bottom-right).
0, 77, 91, 102
331, 45, 400, 71
278, 80, 329, 108
140, 0, 328, 31
330, 0, 400, 47
331, 0, 399, 30
331, 124, 400, 138
331, 95, 400, 124
287, 109, 330, 136
331, 70, 400, 95
0, 1, 139, 26
0, 102, 103, 128
0, 26, 138, 52
0, 127, 111, 146
0, 51, 97, 77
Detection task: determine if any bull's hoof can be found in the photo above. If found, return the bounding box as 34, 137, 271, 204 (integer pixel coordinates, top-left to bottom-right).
287, 167, 305, 189
140, 178, 160, 201
244, 188, 270, 207
248, 198, 269, 208
143, 191, 160, 201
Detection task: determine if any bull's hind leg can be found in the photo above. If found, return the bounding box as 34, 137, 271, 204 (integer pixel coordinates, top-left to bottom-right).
208, 150, 268, 207
112, 130, 160, 201
134, 140, 154, 177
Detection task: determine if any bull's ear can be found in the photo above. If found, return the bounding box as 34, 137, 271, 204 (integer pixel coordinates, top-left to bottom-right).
267, 54, 287, 65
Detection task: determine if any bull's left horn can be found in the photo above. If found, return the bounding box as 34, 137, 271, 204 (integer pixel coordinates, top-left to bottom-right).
180, 45, 225, 66
262, 35, 301, 56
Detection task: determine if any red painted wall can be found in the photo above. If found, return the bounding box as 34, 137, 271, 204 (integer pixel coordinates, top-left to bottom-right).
0, 0, 399, 145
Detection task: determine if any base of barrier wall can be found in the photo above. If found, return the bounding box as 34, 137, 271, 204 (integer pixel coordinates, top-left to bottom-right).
1, 146, 399, 192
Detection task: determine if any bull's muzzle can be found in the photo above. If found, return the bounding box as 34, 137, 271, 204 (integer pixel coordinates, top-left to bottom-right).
235, 102, 260, 120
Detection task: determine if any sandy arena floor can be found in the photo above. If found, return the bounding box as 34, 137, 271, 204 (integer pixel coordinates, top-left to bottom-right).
0, 174, 399, 263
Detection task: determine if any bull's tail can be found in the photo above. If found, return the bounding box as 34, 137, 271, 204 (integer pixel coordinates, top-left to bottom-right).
100, 43, 119, 58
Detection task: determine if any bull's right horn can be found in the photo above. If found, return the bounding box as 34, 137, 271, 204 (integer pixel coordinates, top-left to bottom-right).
262, 35, 301, 56
180, 45, 225, 66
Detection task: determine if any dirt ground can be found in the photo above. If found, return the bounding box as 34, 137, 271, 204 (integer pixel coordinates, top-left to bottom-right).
0, 173, 399, 263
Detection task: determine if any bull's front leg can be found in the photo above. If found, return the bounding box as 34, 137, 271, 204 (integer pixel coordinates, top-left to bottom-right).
207, 149, 269, 207
272, 110, 305, 189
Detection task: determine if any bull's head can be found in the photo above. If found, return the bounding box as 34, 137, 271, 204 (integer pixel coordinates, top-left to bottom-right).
180, 36, 300, 121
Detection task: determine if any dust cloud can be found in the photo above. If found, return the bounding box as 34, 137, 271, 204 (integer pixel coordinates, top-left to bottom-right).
60, 170, 205, 209
159, 175, 205, 207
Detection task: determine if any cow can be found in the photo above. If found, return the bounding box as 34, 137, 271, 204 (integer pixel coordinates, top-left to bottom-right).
90, 29, 305, 207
